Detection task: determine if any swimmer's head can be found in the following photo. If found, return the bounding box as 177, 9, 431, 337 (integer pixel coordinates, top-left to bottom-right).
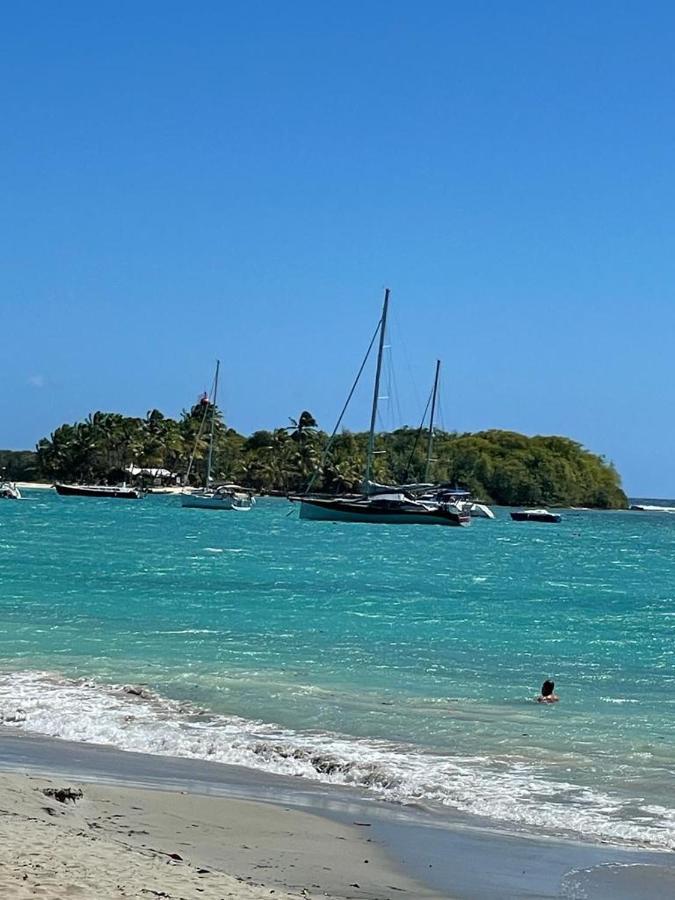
541, 680, 555, 696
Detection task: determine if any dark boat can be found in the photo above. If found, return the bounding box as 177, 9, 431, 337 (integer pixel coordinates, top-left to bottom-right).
293, 290, 472, 528
510, 509, 561, 523
296, 492, 471, 526
54, 483, 142, 500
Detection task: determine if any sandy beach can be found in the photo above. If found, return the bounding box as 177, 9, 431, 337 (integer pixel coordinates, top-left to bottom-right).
0, 769, 431, 900
1, 729, 674, 899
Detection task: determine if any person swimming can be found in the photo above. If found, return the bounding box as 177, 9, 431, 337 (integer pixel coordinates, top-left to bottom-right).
537, 679, 559, 703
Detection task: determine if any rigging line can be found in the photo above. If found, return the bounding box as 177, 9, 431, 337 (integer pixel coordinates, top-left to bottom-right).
304, 319, 382, 494
376, 348, 393, 432
379, 343, 393, 433
437, 391, 447, 434
389, 343, 404, 430
403, 384, 434, 483
389, 306, 422, 416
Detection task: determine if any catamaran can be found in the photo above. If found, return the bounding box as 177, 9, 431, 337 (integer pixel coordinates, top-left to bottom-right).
181, 361, 255, 511
291, 290, 470, 527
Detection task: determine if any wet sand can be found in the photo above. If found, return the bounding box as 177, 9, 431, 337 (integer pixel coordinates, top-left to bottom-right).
1, 728, 673, 899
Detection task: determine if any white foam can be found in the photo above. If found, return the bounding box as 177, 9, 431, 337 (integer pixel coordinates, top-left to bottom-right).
0, 670, 673, 850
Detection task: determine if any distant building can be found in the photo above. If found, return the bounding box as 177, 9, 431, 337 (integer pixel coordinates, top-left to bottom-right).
125, 465, 180, 486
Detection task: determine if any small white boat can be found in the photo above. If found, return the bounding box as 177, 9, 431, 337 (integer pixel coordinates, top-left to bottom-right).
466, 502, 495, 519
0, 480, 21, 500
425, 488, 495, 519
181, 485, 255, 510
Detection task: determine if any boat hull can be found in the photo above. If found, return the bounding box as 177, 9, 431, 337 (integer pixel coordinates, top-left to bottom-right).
296, 497, 470, 526
181, 492, 253, 510
54, 483, 142, 499
510, 511, 561, 523
466, 502, 495, 519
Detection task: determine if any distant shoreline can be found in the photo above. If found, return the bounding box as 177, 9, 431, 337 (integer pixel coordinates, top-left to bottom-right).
13, 483, 674, 510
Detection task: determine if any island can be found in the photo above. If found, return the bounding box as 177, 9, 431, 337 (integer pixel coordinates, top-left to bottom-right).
2, 406, 627, 509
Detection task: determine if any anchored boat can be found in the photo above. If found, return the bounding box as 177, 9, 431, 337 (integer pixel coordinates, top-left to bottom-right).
0, 478, 21, 500
182, 483, 255, 510
291, 290, 470, 527
510, 508, 561, 523
297, 492, 470, 525
54, 483, 142, 499
181, 361, 255, 511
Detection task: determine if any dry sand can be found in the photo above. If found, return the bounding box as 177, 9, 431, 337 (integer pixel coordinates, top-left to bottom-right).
0, 772, 434, 900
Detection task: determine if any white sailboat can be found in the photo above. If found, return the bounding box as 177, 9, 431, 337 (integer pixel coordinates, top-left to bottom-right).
292, 290, 470, 527
181, 361, 254, 511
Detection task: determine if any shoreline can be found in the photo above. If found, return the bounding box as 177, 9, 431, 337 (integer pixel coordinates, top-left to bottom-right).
1, 728, 673, 899
13, 483, 640, 508
0, 771, 427, 900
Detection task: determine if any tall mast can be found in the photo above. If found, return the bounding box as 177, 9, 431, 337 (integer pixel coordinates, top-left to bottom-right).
424, 359, 441, 483
205, 359, 220, 488
365, 288, 390, 489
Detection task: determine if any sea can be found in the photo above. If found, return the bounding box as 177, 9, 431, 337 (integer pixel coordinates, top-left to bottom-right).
1, 490, 673, 850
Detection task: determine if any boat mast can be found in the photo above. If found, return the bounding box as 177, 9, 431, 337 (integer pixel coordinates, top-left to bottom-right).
205, 360, 220, 488
424, 359, 441, 483
365, 288, 390, 490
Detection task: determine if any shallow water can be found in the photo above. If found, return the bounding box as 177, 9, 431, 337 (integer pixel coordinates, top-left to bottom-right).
1, 491, 673, 848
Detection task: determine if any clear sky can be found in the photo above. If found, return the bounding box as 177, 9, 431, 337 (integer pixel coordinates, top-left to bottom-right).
2, 2, 674, 495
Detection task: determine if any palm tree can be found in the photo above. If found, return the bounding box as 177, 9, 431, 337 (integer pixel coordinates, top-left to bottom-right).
287, 411, 318, 442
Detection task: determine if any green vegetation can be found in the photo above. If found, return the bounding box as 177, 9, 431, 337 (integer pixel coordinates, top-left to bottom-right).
23, 407, 628, 508
0, 450, 39, 482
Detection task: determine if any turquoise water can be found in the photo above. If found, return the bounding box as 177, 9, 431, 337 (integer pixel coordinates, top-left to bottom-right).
1, 490, 674, 848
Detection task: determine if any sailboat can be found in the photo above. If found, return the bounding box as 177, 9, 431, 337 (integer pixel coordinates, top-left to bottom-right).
412, 362, 495, 519
292, 290, 470, 527
54, 483, 142, 499
181, 361, 254, 511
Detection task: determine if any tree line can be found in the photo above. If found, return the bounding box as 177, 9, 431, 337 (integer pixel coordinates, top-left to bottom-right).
2, 405, 629, 508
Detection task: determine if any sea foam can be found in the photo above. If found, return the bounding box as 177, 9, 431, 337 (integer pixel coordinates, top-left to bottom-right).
0, 670, 673, 850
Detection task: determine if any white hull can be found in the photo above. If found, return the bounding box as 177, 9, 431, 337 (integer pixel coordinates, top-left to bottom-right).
0, 482, 21, 500
466, 502, 495, 519
181, 492, 253, 510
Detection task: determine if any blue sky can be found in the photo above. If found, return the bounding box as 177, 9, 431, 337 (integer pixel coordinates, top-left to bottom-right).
2, 2, 674, 495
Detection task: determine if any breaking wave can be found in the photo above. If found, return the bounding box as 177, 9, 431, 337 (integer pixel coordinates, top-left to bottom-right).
0, 670, 673, 850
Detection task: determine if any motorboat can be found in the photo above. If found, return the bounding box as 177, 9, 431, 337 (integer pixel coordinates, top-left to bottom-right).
0, 480, 21, 500
510, 509, 561, 523
432, 488, 495, 519
415, 486, 495, 519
